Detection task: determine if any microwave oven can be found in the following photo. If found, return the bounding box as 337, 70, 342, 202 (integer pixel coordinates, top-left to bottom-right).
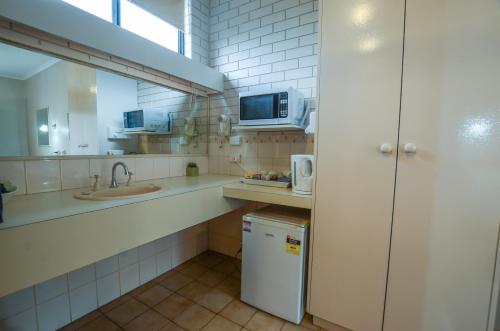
239, 87, 305, 126
123, 108, 173, 133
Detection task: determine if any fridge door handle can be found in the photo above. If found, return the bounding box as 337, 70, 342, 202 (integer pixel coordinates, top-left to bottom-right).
265, 233, 275, 238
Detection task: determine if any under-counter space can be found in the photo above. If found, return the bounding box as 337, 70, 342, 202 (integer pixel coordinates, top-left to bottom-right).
222, 182, 312, 209
1, 175, 240, 230
0, 175, 245, 297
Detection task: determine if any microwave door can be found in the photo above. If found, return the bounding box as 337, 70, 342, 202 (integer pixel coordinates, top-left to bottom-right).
240, 94, 280, 126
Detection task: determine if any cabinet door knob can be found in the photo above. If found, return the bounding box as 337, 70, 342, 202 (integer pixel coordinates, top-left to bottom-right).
379, 143, 393, 154
403, 143, 417, 153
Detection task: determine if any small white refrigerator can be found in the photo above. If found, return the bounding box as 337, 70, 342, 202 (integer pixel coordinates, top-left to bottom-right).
241, 205, 310, 324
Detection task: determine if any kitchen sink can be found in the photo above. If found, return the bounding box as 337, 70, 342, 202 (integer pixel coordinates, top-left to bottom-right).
74, 184, 161, 201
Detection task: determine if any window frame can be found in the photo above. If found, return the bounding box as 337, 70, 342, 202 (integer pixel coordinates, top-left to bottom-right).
66, 0, 183, 55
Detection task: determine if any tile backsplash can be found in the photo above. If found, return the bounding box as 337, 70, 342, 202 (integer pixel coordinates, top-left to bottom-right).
0, 222, 208, 331
0, 155, 208, 195
208, 132, 314, 176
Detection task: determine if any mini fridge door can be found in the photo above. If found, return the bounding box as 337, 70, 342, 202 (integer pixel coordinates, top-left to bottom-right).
241, 215, 307, 324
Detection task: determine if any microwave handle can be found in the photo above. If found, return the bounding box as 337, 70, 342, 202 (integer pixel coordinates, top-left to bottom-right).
293, 160, 297, 186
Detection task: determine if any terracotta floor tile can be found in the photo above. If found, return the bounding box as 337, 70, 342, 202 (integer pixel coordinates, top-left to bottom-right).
59, 310, 102, 330
154, 293, 194, 320
159, 319, 185, 331
197, 270, 227, 287
153, 269, 178, 283
195, 289, 233, 313
174, 304, 215, 331
161, 272, 193, 292
193, 251, 227, 268
213, 259, 239, 275
282, 322, 313, 331
174, 260, 194, 272
220, 300, 257, 326
216, 277, 241, 297
129, 282, 156, 297
123, 309, 170, 331
78, 315, 120, 331
245, 311, 284, 331
136, 284, 173, 307
179, 263, 210, 279
177, 281, 211, 301
201, 315, 241, 331
99, 294, 132, 313
105, 298, 149, 326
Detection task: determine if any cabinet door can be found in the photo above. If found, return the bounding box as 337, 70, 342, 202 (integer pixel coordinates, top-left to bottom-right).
309, 0, 405, 329
384, 0, 500, 330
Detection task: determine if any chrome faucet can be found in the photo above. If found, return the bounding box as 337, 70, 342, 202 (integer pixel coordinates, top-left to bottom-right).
110, 162, 129, 188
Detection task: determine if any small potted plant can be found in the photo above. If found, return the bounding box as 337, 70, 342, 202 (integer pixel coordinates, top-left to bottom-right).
186, 162, 199, 177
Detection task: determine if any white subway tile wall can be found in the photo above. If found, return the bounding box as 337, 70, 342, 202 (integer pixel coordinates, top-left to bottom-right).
208, 0, 318, 175
0, 223, 208, 330
0, 155, 208, 196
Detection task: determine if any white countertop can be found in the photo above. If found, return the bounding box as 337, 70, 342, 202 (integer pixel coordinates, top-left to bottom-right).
1, 175, 240, 230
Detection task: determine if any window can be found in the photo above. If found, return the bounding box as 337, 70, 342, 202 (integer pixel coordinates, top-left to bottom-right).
120, 0, 179, 53
62, 0, 113, 22
61, 0, 183, 54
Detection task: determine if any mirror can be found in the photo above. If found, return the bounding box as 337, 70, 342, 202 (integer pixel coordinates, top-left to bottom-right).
0, 41, 208, 157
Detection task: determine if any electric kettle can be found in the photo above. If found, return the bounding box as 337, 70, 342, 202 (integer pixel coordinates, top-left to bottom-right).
291, 154, 314, 195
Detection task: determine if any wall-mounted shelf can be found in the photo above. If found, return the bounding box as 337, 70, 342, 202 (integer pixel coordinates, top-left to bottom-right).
232, 125, 305, 132
122, 131, 172, 136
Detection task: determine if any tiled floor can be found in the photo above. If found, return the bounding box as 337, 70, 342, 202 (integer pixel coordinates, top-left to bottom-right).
60, 250, 322, 331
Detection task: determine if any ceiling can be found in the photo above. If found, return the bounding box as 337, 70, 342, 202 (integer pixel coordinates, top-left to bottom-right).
0, 42, 59, 80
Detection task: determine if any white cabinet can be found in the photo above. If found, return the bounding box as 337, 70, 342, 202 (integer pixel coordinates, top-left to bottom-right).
310, 0, 500, 330
384, 0, 500, 330
309, 0, 405, 330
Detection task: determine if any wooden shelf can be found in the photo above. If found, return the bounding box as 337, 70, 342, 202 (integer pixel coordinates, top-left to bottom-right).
223, 182, 312, 209
232, 124, 305, 132
122, 131, 172, 136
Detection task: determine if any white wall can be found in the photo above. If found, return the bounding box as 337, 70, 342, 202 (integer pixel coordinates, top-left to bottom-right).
0, 77, 28, 156
96, 70, 139, 155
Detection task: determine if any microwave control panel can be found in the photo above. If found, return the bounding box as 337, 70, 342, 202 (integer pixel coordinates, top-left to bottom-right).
279, 92, 288, 118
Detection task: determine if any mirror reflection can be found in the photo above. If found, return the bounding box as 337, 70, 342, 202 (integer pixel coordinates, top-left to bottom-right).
0, 42, 208, 157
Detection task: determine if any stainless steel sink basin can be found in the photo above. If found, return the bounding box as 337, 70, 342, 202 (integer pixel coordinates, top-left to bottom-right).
74, 184, 161, 201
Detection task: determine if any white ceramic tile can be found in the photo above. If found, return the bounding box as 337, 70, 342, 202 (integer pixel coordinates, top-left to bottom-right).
134, 157, 154, 181
60, 159, 90, 190
242, 141, 258, 157
0, 287, 35, 320
69, 281, 97, 320
138, 242, 156, 260
96, 272, 120, 307
119, 263, 140, 294
273, 141, 291, 158
0, 307, 37, 331
68, 265, 95, 290
156, 249, 172, 274
139, 256, 157, 284
169, 157, 185, 177
90, 158, 136, 185
95, 256, 119, 279
36, 294, 71, 331
194, 156, 209, 174
0, 161, 26, 195
258, 142, 273, 158
25, 160, 61, 193
35, 275, 68, 304
154, 235, 173, 253
118, 248, 138, 268
171, 241, 197, 268
258, 158, 273, 172
153, 157, 170, 179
